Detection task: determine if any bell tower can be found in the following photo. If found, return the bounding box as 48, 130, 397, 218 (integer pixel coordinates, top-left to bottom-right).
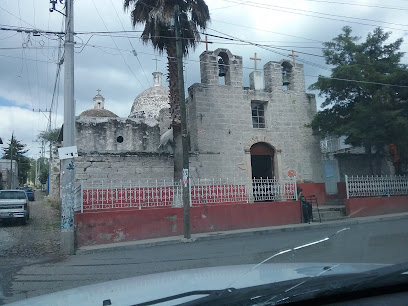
199, 48, 242, 87
93, 89, 105, 109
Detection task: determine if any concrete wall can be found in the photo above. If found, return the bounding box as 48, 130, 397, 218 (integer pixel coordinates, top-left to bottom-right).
75, 201, 302, 246
0, 160, 18, 189
188, 50, 323, 182
297, 183, 326, 205
336, 153, 393, 181
345, 196, 408, 218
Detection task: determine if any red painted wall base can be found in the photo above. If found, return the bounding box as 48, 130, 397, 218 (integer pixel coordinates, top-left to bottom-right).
297, 183, 326, 205
75, 201, 302, 247
345, 196, 408, 218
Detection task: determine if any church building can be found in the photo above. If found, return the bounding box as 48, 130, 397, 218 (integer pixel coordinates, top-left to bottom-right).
50, 48, 323, 202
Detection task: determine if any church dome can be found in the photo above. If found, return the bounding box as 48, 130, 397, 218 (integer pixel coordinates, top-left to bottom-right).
129, 71, 169, 120
79, 90, 118, 118
79, 108, 118, 117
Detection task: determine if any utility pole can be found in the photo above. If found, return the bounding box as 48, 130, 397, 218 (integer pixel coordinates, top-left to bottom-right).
174, 5, 191, 239
59, 0, 75, 255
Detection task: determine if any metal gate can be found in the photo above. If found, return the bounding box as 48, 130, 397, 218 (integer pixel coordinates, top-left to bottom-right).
323, 159, 340, 194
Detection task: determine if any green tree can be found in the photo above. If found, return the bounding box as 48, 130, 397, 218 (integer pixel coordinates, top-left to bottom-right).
123, 0, 210, 180
36, 128, 59, 187
39, 170, 48, 185
309, 27, 408, 174
38, 128, 60, 145
28, 158, 36, 184
2, 136, 31, 184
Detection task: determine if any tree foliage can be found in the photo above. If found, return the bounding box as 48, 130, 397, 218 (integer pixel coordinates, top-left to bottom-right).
309, 27, 408, 174
123, 0, 210, 124
1, 136, 31, 184
37, 128, 60, 145
123, 0, 210, 181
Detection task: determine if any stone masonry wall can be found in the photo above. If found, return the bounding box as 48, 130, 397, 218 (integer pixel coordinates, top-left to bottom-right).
75, 153, 173, 184
188, 55, 323, 182
75, 117, 161, 153
49, 146, 61, 204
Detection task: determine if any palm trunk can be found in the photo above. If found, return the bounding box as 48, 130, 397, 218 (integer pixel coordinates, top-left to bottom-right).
166, 42, 183, 182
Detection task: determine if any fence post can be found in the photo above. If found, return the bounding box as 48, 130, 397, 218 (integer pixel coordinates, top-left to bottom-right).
189, 179, 192, 207
345, 175, 349, 199
80, 180, 83, 213
294, 177, 298, 201
91, 180, 94, 210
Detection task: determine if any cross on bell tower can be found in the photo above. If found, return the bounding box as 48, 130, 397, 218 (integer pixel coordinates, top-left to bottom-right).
250, 53, 261, 71
288, 50, 298, 64
93, 89, 105, 109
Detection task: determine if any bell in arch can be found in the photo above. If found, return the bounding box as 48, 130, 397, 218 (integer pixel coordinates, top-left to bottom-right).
218, 58, 226, 77
282, 70, 290, 86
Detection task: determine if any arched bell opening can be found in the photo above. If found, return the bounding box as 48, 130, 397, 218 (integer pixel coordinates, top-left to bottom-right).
217, 52, 230, 85
281, 61, 293, 91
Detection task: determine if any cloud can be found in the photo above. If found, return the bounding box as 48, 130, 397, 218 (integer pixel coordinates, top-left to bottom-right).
0, 106, 63, 158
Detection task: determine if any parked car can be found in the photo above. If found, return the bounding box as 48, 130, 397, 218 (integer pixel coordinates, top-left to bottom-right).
21, 186, 35, 201
0, 190, 30, 225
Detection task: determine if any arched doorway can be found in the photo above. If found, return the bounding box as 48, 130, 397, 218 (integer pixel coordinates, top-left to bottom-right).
250, 142, 275, 179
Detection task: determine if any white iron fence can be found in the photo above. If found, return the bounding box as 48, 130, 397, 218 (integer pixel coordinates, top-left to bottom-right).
252, 178, 298, 202
74, 177, 297, 212
345, 175, 408, 199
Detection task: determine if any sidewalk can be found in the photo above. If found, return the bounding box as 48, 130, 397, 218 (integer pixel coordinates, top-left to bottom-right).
76, 212, 408, 255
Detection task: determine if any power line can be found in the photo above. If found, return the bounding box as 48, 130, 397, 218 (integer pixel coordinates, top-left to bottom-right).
109, 0, 151, 87
90, 0, 146, 90
32, 1, 42, 118
0, 53, 57, 64
0, 5, 36, 29
306, 74, 408, 88
211, 19, 324, 43
297, 0, 408, 12
0, 32, 18, 40
220, 0, 408, 32
206, 28, 332, 71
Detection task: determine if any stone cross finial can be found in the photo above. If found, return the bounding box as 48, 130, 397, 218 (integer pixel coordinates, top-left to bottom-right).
97, 89, 101, 95
250, 53, 261, 71
152, 58, 160, 71
288, 50, 298, 64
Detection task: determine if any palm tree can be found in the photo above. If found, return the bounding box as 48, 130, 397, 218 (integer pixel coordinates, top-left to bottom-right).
124, 0, 210, 180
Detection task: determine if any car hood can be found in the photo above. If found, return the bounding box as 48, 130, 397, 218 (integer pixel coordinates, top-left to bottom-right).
7, 262, 388, 306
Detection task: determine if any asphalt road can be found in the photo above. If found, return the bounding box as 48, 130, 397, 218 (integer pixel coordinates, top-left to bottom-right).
2, 216, 408, 304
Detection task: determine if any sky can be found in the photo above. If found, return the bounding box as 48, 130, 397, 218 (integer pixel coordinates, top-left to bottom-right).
0, 0, 408, 158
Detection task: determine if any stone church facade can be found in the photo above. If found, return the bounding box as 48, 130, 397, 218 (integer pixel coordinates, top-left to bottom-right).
50, 48, 323, 202
187, 49, 323, 182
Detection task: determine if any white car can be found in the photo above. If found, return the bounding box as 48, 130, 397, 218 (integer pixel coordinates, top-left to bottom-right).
0, 190, 30, 225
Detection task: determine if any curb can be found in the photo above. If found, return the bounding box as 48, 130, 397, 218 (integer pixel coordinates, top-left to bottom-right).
76, 212, 408, 255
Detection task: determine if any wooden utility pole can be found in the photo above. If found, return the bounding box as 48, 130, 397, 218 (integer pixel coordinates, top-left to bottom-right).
174, 5, 191, 239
